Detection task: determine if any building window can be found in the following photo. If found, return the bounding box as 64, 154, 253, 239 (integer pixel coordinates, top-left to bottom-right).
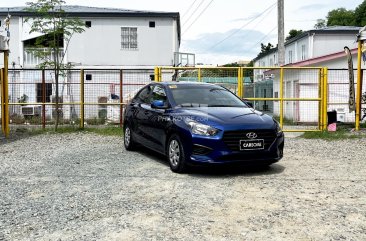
273, 54, 277, 66
149, 21, 155, 28
121, 27, 138, 50
301, 45, 306, 60
288, 50, 293, 64
270, 58, 274, 66
85, 74, 92, 81
85, 21, 92, 28
36, 83, 52, 102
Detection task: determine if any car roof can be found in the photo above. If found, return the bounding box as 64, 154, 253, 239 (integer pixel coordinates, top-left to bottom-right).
156, 81, 221, 87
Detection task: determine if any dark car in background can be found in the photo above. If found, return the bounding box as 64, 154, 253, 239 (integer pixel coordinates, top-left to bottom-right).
123, 82, 284, 173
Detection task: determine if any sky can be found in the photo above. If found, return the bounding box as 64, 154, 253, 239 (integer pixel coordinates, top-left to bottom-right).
0, 0, 363, 65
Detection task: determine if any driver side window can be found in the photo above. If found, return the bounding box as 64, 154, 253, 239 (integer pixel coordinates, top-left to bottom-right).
136, 86, 151, 104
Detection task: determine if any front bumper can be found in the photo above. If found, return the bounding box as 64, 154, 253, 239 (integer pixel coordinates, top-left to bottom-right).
188, 132, 284, 165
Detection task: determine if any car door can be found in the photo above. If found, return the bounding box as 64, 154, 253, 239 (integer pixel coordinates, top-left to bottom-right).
129, 85, 152, 144
139, 85, 170, 153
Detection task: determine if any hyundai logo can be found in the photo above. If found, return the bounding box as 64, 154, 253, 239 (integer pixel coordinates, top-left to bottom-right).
246, 132, 257, 139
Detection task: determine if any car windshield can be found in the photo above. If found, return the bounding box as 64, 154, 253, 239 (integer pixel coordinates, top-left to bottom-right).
170, 85, 247, 107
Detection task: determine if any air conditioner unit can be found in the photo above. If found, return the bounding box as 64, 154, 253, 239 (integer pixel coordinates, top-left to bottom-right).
21, 105, 42, 116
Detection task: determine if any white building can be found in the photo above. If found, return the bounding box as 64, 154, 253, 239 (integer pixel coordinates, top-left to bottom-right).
0, 6, 182, 121
0, 5, 181, 68
252, 26, 366, 124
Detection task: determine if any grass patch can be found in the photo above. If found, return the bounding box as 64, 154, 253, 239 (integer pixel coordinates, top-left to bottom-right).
86, 126, 123, 136
13, 126, 123, 137
301, 125, 366, 140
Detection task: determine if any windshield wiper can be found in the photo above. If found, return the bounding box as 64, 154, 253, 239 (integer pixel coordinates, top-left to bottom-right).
208, 105, 246, 107
177, 103, 207, 107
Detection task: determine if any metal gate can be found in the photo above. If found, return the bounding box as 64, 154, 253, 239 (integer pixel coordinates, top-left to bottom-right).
155, 67, 328, 132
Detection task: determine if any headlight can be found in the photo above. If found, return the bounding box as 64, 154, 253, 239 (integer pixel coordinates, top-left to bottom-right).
185, 119, 219, 136
274, 120, 282, 134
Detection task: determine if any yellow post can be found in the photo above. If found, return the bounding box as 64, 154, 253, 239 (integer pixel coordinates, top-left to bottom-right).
154, 67, 159, 82
279, 67, 284, 129
198, 68, 202, 82
80, 69, 84, 129
356, 41, 363, 131
237, 68, 243, 98
323, 68, 328, 131
158, 67, 162, 82
241, 68, 245, 98
3, 51, 9, 137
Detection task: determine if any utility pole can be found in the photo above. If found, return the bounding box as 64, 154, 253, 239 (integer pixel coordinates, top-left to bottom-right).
278, 0, 285, 66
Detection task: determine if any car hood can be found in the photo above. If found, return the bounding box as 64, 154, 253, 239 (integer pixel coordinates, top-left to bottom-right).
171, 107, 275, 129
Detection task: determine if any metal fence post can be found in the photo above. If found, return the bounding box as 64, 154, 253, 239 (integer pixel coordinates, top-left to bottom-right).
154, 67, 159, 82
237, 68, 242, 98
119, 69, 123, 128
3, 52, 9, 137
356, 41, 363, 131
1, 68, 4, 135
279, 68, 284, 129
42, 69, 46, 129
80, 69, 84, 129
318, 68, 323, 131
158, 67, 162, 82
323, 68, 328, 131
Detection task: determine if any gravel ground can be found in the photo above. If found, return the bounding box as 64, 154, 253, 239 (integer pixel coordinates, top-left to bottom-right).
0, 132, 365, 241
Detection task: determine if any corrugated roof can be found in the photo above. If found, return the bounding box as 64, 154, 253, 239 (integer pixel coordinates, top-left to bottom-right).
0, 5, 175, 15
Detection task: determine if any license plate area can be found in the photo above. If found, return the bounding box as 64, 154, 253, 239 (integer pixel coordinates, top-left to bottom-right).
240, 139, 264, 150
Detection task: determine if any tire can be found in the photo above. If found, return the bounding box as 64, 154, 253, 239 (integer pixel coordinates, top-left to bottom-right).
167, 134, 188, 173
124, 125, 136, 151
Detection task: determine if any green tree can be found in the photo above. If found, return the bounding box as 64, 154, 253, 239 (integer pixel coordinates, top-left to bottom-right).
326, 8, 355, 26
286, 29, 303, 41
25, 0, 85, 130
314, 19, 326, 29
260, 42, 273, 53
354, 0, 366, 26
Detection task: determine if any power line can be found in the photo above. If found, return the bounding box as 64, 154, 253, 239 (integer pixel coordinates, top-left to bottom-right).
181, 0, 198, 19
182, 0, 205, 27
182, 0, 214, 35
248, 26, 278, 50
203, 2, 277, 52
246, 3, 276, 35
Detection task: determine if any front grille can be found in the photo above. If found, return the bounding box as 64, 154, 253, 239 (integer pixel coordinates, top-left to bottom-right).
192, 144, 212, 155
223, 129, 277, 151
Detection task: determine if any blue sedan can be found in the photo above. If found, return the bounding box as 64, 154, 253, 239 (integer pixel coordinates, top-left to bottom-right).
123, 82, 284, 173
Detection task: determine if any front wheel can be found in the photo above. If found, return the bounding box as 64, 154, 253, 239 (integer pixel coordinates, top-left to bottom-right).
124, 125, 136, 151
167, 134, 188, 173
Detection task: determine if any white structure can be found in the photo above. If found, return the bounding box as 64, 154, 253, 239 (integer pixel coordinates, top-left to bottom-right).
0, 6, 181, 68
253, 26, 366, 123
0, 6, 182, 121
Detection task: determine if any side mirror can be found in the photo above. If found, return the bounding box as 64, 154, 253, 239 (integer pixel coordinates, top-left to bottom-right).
151, 100, 168, 109
242, 99, 254, 108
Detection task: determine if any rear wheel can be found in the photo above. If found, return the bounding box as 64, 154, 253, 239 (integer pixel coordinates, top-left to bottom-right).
124, 125, 136, 150
167, 134, 187, 173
